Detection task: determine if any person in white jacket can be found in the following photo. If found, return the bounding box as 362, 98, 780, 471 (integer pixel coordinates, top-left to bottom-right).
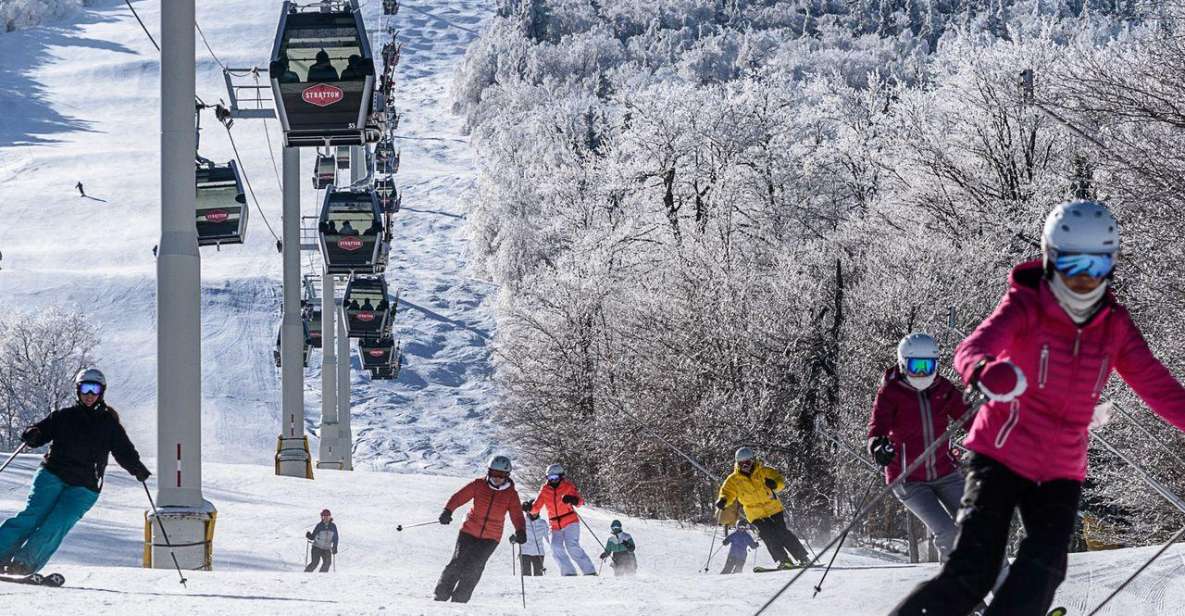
519, 499, 549, 576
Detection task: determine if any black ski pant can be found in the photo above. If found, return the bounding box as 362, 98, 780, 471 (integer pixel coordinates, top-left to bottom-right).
305, 546, 332, 572
889, 454, 1082, 616
720, 552, 746, 574
751, 511, 809, 564
520, 554, 544, 576
434, 532, 499, 603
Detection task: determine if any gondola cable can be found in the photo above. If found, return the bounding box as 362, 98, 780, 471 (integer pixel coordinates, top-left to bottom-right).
223, 123, 283, 249
123, 0, 159, 51
195, 22, 226, 71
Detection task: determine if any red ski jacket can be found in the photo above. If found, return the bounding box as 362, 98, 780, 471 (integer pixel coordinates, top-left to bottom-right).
530, 479, 584, 531
444, 478, 526, 542
867, 368, 968, 484
956, 260, 1185, 483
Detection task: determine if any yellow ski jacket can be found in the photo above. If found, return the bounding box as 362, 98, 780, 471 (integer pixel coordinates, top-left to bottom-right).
718, 461, 785, 522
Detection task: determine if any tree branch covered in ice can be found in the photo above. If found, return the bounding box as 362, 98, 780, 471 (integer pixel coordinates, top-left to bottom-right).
456, 0, 1185, 547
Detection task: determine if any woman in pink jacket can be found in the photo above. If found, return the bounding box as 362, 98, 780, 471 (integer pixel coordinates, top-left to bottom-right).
891, 200, 1185, 616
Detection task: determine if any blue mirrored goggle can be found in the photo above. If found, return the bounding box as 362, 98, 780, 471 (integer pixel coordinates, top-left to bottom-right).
78, 382, 104, 395
904, 357, 937, 377
546, 474, 562, 482
1054, 253, 1113, 278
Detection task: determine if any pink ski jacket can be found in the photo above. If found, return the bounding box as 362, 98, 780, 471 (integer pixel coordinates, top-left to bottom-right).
955, 260, 1185, 482
867, 368, 968, 484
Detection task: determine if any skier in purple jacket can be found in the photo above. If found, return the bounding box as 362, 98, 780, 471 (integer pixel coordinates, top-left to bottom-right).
891, 200, 1185, 616
868, 333, 968, 560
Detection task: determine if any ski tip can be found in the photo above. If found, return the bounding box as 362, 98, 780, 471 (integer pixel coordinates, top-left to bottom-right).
1047, 608, 1068, 616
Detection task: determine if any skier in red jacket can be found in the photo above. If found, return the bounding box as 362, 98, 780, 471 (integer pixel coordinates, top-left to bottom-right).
868, 332, 968, 560
434, 455, 527, 603
529, 463, 597, 576
891, 200, 1185, 616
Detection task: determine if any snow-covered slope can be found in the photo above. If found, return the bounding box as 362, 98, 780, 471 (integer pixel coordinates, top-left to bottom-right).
0, 0, 499, 471
2, 454, 1183, 615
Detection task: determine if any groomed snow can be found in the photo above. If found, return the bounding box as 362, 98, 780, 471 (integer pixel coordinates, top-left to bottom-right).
1, 454, 1183, 615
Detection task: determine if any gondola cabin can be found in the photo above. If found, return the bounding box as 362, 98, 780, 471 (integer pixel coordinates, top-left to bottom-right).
318, 186, 384, 274
341, 275, 390, 339
269, 0, 375, 147
359, 336, 397, 370
304, 304, 323, 348
374, 177, 399, 213
313, 153, 336, 189
195, 160, 247, 246
383, 0, 398, 16
273, 323, 312, 368
375, 140, 399, 175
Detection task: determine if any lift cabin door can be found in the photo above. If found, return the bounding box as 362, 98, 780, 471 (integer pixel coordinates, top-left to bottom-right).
269, 1, 375, 147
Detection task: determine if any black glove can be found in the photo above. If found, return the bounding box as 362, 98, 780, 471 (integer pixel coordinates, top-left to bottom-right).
599, 551, 609, 560
561, 494, 579, 506
306, 532, 314, 540
764, 478, 778, 490
134, 467, 152, 483
870, 436, 896, 467
439, 509, 452, 525
332, 547, 338, 555
715, 497, 727, 510
514, 529, 527, 544
19, 427, 41, 448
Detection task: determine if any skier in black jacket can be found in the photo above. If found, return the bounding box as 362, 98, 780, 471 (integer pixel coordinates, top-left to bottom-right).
0, 368, 150, 575
305, 509, 339, 572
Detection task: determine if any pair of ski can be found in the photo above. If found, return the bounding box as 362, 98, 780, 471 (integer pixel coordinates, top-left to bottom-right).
0, 572, 65, 587
751, 566, 1068, 616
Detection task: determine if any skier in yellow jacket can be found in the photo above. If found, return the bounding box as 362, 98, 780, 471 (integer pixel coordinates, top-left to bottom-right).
715, 447, 810, 571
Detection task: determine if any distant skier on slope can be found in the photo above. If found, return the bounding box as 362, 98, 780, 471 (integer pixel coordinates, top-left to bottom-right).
0, 368, 151, 575
720, 522, 758, 574
891, 200, 1185, 616
715, 447, 809, 571
867, 333, 969, 561
304, 509, 339, 573
599, 520, 637, 576
529, 463, 598, 576
434, 455, 526, 603
519, 499, 548, 576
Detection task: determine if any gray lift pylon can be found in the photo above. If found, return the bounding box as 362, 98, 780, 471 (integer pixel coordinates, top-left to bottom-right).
276, 146, 313, 479
317, 267, 342, 470
338, 144, 368, 471
149, 0, 216, 571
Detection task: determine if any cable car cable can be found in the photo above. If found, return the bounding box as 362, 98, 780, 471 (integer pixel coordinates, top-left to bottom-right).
123, 0, 159, 51
223, 125, 282, 248
195, 22, 227, 71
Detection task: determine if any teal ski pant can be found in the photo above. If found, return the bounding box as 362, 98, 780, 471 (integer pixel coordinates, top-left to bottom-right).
0, 468, 98, 572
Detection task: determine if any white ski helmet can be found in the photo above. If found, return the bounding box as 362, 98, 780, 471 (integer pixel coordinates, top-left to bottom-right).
735, 447, 756, 463
546, 463, 565, 478
897, 333, 939, 372
1042, 200, 1120, 260
74, 368, 107, 387
488, 455, 512, 473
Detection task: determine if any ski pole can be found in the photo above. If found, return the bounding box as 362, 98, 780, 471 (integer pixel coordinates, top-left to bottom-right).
1094, 431, 1185, 514
511, 539, 516, 576
1113, 403, 1185, 470
813, 473, 879, 597
517, 542, 527, 608
1085, 523, 1185, 616
396, 520, 438, 532
701, 524, 721, 573
576, 512, 607, 552
752, 396, 985, 616
142, 482, 189, 587
0, 444, 28, 476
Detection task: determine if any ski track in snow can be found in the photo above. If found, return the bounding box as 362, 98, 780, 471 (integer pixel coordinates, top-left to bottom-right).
0, 0, 499, 474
